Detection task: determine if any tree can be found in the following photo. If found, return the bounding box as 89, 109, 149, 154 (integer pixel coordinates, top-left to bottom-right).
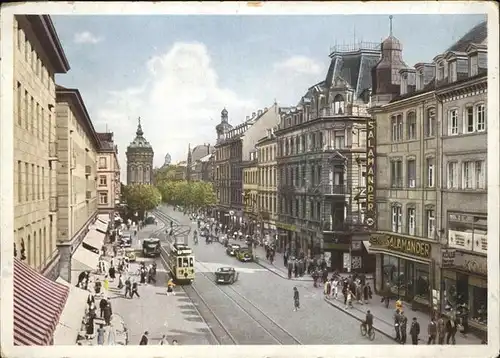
122, 184, 162, 218
156, 180, 216, 210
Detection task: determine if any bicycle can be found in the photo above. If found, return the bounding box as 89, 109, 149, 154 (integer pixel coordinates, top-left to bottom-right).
360, 322, 376, 341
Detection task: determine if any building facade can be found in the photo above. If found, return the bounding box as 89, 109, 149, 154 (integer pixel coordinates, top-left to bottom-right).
126, 118, 154, 185
255, 128, 279, 247
275, 43, 380, 270
367, 21, 488, 338
13, 15, 70, 279
187, 143, 214, 181
242, 150, 259, 234
96, 132, 121, 212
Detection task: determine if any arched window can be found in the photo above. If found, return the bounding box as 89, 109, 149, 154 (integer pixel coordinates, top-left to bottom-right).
407, 111, 417, 140
333, 94, 345, 114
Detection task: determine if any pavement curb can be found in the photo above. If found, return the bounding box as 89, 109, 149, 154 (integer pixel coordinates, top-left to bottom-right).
323, 298, 397, 342
253, 260, 314, 282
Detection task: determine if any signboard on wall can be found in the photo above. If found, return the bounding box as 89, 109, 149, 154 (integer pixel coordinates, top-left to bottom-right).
365, 119, 377, 229
352, 256, 362, 269
351, 241, 362, 251
473, 233, 487, 254
448, 230, 473, 251
324, 251, 332, 268
441, 248, 456, 268
369, 234, 432, 259
453, 251, 487, 276
343, 253, 351, 269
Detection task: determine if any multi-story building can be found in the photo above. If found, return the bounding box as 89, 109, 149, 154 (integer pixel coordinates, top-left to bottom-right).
255, 128, 279, 248
172, 161, 187, 181
13, 15, 70, 279
214, 104, 281, 228
275, 43, 380, 270
54, 86, 107, 284
126, 118, 154, 185
367, 21, 488, 339
186, 143, 214, 181
96, 132, 121, 213
242, 150, 259, 233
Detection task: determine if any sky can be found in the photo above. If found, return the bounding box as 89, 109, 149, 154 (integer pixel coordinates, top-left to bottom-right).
50, 13, 487, 179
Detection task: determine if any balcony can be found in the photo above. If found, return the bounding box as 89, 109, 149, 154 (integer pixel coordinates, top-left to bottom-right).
323, 184, 349, 196
49, 196, 58, 212
85, 165, 92, 177
313, 106, 352, 120
48, 142, 58, 161
86, 191, 92, 200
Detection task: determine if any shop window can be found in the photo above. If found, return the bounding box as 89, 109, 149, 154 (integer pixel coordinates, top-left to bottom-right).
471, 286, 487, 325
414, 263, 430, 299
443, 278, 459, 310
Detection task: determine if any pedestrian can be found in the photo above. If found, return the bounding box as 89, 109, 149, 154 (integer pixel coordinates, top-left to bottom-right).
160, 334, 169, 345
363, 284, 370, 304
427, 317, 437, 344
394, 309, 401, 341
117, 274, 124, 289
124, 277, 131, 298
167, 278, 176, 296
324, 279, 331, 299
332, 278, 339, 299
410, 317, 420, 345
99, 297, 108, 318
139, 331, 149, 345
293, 287, 300, 311
77, 271, 87, 288
103, 302, 112, 326
171, 339, 179, 345
131, 280, 140, 298
346, 289, 353, 309
107, 325, 116, 345
109, 264, 116, 280
437, 315, 446, 344
287, 261, 293, 279
446, 314, 457, 345
342, 281, 348, 305
103, 275, 109, 291
284, 251, 288, 267
94, 278, 102, 294
400, 311, 408, 344
97, 324, 105, 345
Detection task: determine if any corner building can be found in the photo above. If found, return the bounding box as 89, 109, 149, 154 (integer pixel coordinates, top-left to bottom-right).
368, 21, 488, 338
13, 15, 70, 278
275, 43, 380, 271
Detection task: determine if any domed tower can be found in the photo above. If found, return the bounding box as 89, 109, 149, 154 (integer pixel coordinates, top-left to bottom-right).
126, 117, 154, 185
371, 16, 408, 104
215, 107, 232, 143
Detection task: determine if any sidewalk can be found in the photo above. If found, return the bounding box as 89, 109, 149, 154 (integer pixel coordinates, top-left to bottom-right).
323, 286, 484, 345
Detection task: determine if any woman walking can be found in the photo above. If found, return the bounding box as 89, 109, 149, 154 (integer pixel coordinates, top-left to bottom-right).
293, 287, 300, 311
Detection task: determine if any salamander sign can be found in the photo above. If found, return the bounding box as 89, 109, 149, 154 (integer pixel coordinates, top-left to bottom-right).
365, 119, 377, 229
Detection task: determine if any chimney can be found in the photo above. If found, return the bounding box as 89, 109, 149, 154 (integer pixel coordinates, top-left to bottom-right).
252, 112, 256, 118
246, 115, 249, 121
258, 109, 263, 116
264, 107, 268, 111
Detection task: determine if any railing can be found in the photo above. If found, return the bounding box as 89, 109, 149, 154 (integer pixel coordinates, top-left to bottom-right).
323, 184, 349, 195
329, 41, 381, 54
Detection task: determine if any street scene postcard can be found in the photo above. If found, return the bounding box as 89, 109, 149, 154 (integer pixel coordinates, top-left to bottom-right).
0, 2, 498, 358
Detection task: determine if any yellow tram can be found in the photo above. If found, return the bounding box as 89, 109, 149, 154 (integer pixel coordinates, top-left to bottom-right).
164, 241, 195, 284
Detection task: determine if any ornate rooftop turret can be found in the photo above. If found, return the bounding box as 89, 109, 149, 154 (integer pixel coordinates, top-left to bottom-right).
127, 117, 153, 151
216, 107, 233, 142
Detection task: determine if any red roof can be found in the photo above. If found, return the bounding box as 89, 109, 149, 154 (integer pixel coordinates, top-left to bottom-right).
13, 259, 69, 345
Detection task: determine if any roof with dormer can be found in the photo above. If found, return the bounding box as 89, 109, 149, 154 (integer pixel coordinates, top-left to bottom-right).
446, 21, 487, 52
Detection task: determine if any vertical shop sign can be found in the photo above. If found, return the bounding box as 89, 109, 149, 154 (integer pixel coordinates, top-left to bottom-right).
365, 118, 377, 229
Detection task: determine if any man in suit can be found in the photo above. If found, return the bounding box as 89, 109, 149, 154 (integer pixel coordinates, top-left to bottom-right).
139, 331, 149, 345
409, 317, 420, 345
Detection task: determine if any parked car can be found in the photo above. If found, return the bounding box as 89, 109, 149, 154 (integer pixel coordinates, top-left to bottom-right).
226, 243, 241, 256
215, 267, 238, 284
124, 248, 136, 262
235, 248, 253, 262
119, 234, 132, 248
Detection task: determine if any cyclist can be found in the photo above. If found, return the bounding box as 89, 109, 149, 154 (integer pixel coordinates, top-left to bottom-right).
364, 310, 374, 335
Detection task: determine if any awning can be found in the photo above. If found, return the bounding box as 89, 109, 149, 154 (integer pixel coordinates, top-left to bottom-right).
83, 229, 105, 251
97, 214, 110, 226
72, 245, 99, 272
94, 219, 108, 233
13, 259, 69, 346
53, 277, 89, 345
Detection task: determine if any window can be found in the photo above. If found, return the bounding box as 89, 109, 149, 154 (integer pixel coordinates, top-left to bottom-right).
426, 209, 435, 239
99, 192, 108, 204
41, 167, 45, 199
448, 109, 459, 135
391, 115, 403, 141
24, 90, 29, 130
37, 166, 40, 200
24, 163, 29, 201
465, 106, 474, 133
469, 55, 478, 76
98, 157, 107, 169
417, 71, 424, 90
333, 94, 345, 114
475, 160, 486, 189
99, 175, 107, 186
17, 161, 22, 202
447, 162, 458, 189
334, 131, 345, 148
471, 286, 487, 325
17, 82, 22, 125
462, 161, 474, 189
425, 108, 436, 137
390, 160, 403, 188
391, 205, 402, 233
476, 104, 486, 131
426, 158, 435, 188
438, 62, 445, 80
30, 96, 34, 133
407, 159, 416, 188
414, 263, 430, 299
407, 112, 416, 140
407, 208, 416, 236
36, 103, 40, 139
41, 108, 45, 141
448, 61, 457, 82
31, 164, 35, 200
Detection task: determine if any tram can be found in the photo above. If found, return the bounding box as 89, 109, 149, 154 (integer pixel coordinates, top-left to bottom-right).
163, 240, 195, 284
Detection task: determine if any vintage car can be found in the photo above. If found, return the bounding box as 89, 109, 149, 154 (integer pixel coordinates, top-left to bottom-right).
215, 267, 239, 284
235, 248, 253, 262
124, 248, 137, 262
119, 234, 132, 248
226, 243, 241, 256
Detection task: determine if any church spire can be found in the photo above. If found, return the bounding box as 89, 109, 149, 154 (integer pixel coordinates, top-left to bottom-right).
136, 117, 144, 137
